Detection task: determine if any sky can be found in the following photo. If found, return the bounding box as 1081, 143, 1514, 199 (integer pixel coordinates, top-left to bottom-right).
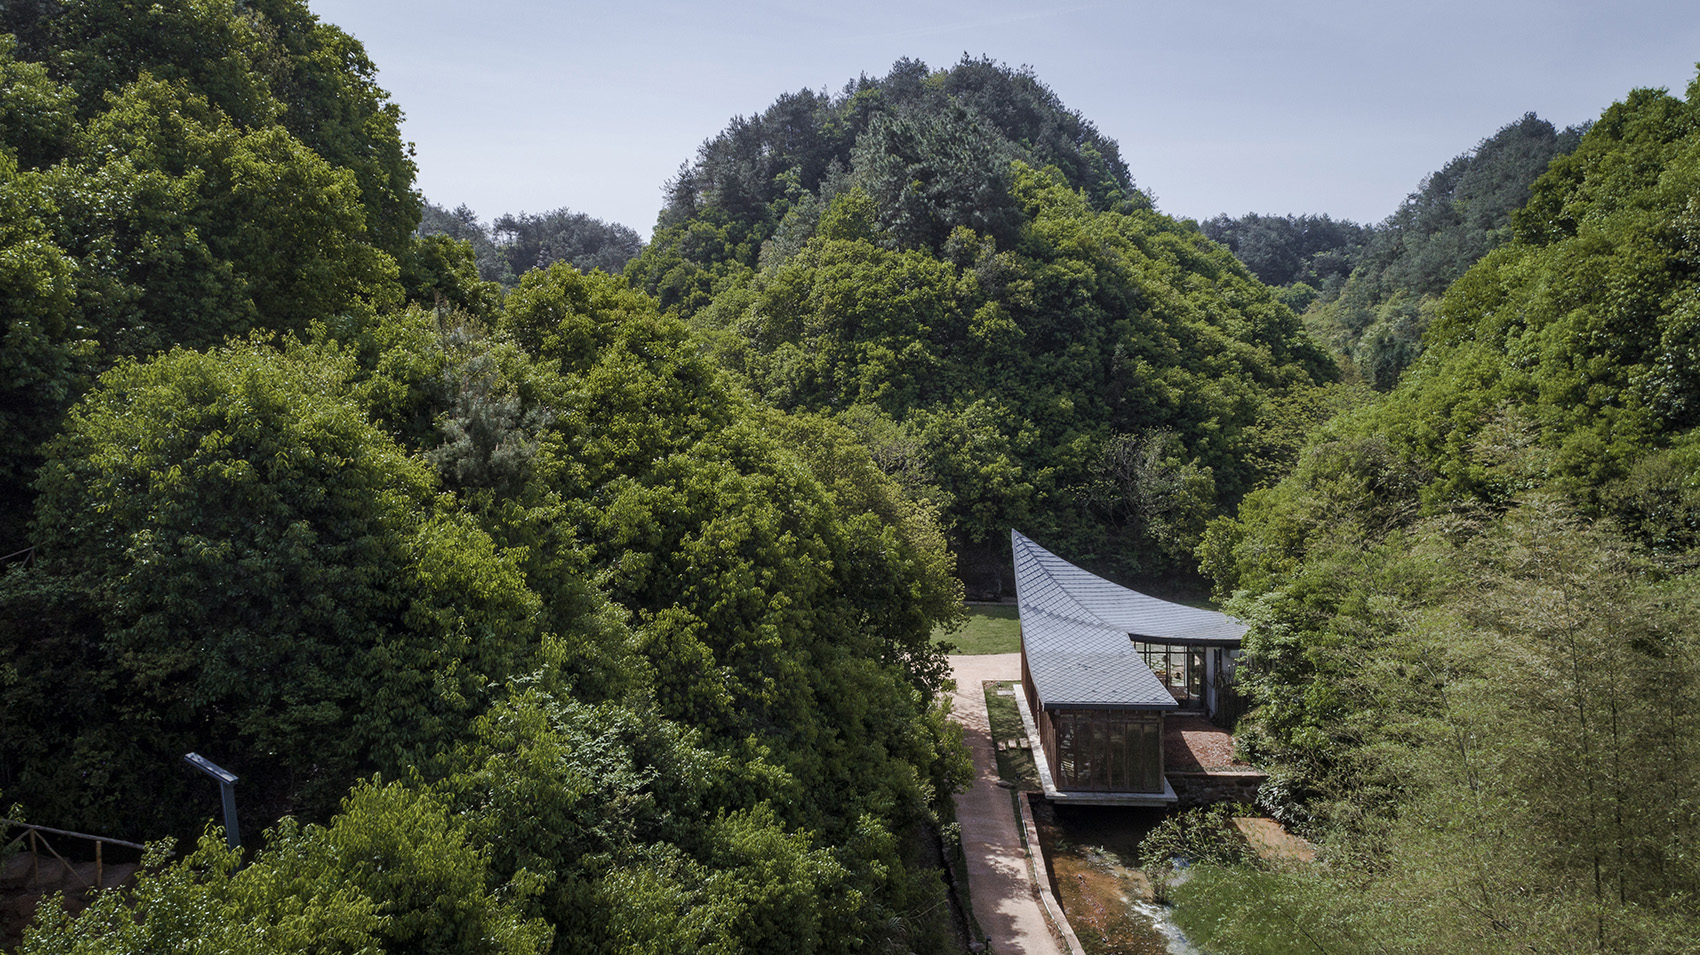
308, 0, 1700, 239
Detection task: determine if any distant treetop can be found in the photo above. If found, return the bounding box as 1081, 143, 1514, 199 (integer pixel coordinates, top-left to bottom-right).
418, 202, 645, 287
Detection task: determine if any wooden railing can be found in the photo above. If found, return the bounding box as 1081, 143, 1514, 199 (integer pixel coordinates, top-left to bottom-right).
1, 819, 147, 895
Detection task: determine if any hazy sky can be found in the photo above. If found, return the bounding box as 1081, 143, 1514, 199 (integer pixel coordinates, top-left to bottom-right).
308, 0, 1700, 238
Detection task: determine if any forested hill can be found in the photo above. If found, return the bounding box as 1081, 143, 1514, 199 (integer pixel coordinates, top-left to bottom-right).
631, 57, 1338, 592
1204, 113, 1587, 390
418, 201, 645, 286
631, 55, 1140, 316
1176, 72, 1700, 952
1, 5, 971, 953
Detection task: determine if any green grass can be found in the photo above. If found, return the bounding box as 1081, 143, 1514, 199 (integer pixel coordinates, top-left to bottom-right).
932, 604, 1022, 655
982, 680, 1041, 789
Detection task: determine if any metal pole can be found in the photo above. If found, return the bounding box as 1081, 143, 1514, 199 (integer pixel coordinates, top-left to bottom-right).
183, 752, 241, 851
218, 780, 240, 849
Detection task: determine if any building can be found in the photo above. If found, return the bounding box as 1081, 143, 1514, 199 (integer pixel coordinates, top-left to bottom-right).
1012, 530, 1247, 804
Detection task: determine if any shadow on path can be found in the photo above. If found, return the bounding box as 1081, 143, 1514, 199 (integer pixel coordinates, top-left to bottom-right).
949, 654, 1064, 955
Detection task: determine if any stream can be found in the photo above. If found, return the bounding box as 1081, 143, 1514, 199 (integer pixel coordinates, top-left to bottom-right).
1030, 800, 1201, 955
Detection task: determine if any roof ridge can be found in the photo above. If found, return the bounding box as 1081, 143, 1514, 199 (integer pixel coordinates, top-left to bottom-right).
1011, 528, 1245, 711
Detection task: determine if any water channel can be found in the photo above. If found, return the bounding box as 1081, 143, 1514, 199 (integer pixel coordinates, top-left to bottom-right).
1028, 799, 1201, 955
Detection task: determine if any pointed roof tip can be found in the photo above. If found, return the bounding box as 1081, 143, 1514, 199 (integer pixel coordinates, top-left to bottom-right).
1011, 528, 1246, 710
1011, 528, 1246, 643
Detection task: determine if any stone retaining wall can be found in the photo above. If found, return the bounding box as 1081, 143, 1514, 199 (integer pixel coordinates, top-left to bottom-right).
1167, 770, 1266, 808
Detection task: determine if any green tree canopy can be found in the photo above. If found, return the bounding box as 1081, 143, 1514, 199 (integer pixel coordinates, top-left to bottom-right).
2, 341, 553, 832
17, 780, 551, 955
3, 0, 419, 256
1183, 71, 1700, 955
0, 3, 424, 544
689, 166, 1335, 587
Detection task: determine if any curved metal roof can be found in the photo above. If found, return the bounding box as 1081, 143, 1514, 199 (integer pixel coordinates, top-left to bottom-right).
1014, 529, 1247, 710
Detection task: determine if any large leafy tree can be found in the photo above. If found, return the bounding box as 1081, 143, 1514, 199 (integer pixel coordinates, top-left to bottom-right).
0, 2, 424, 547
2, 341, 548, 833
477, 265, 966, 948
41, 75, 399, 358
501, 263, 962, 774
17, 781, 551, 955
3, 0, 419, 257
0, 149, 77, 549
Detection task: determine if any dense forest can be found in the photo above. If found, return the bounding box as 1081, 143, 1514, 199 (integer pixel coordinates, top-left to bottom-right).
4, 1, 1700, 953
624, 57, 1338, 591
1173, 73, 1700, 953
0, 4, 966, 952
1204, 112, 1589, 389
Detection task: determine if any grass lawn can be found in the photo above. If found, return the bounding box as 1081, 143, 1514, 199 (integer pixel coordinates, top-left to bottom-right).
931, 604, 1021, 655
982, 680, 1041, 789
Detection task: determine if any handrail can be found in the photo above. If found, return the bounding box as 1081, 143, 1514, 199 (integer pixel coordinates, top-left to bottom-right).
1, 818, 148, 895
0, 820, 146, 851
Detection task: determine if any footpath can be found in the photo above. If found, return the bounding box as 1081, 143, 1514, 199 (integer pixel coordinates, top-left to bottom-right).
948, 653, 1064, 955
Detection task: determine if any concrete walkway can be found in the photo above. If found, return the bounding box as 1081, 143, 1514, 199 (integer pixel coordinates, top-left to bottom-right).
949, 654, 1064, 955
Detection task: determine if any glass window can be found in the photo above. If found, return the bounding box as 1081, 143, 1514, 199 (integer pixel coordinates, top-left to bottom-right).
1050, 709, 1163, 792
1132, 640, 1203, 704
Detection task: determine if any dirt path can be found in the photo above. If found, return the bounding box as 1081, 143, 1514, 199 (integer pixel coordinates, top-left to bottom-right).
949, 654, 1064, 955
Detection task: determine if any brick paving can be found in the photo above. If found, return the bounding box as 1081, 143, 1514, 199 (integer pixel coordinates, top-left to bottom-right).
1163, 712, 1249, 772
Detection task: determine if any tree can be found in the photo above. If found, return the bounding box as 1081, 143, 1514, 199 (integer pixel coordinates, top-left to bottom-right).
17, 780, 550, 955
41, 75, 399, 361
399, 232, 505, 319
0, 6, 422, 541
6, 0, 420, 258
418, 202, 515, 285
0, 151, 77, 549
3, 341, 547, 833
495, 264, 968, 945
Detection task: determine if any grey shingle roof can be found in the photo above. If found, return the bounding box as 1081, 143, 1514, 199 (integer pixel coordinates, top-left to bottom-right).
1013, 529, 1247, 710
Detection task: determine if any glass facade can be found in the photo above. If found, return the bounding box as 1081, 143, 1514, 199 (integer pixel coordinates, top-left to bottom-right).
1047, 708, 1163, 792
1132, 641, 1206, 706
